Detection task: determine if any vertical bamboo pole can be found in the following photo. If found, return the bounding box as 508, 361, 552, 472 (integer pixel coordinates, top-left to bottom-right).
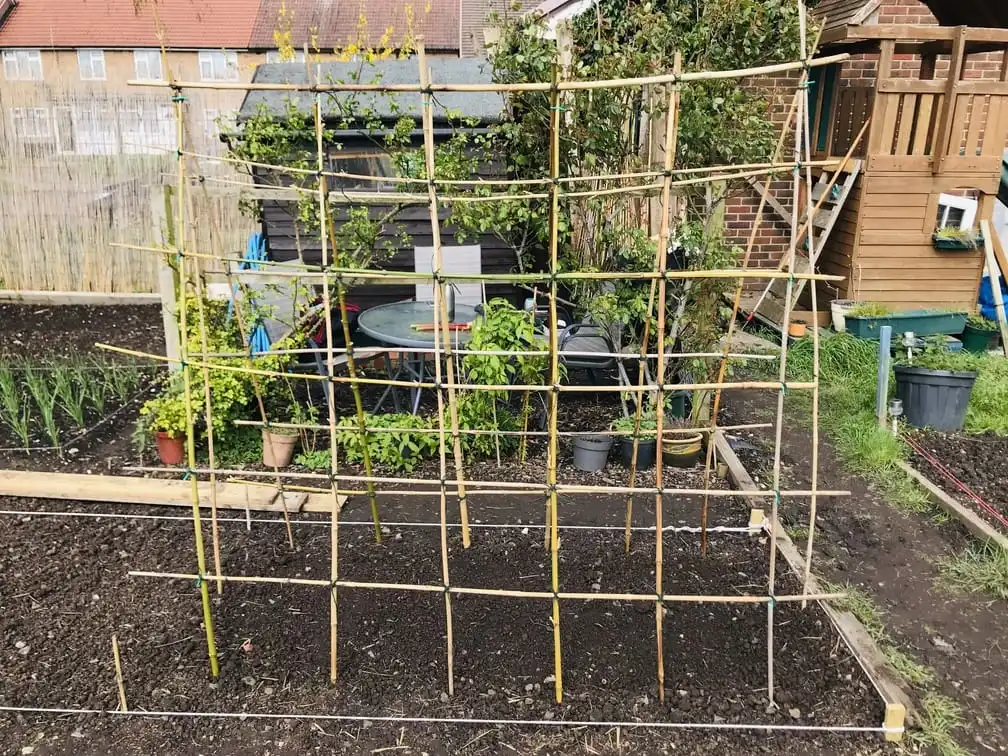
313, 96, 345, 684
698, 92, 805, 553
544, 62, 565, 704
111, 635, 127, 712
766, 0, 809, 708
801, 44, 822, 610
650, 53, 682, 703
171, 84, 219, 678
174, 104, 224, 593
417, 43, 456, 695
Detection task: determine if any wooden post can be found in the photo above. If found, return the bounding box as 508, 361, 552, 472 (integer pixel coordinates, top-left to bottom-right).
981, 220, 1008, 357
155, 185, 181, 372
931, 26, 967, 174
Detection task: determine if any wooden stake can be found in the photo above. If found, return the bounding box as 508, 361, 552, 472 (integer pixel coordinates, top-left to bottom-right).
650, 54, 683, 703
544, 62, 565, 704
981, 220, 1008, 357
171, 84, 219, 679
111, 634, 127, 712
418, 42, 457, 695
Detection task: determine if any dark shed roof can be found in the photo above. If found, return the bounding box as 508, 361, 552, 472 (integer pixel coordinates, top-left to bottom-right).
238, 58, 504, 124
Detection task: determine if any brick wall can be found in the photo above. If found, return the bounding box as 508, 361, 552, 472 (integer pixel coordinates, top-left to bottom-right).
724, 0, 1007, 289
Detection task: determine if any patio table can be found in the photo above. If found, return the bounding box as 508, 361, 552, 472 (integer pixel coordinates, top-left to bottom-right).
356, 300, 477, 414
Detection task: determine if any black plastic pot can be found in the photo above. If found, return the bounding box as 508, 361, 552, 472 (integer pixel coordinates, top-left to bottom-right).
894, 365, 977, 431
619, 438, 656, 470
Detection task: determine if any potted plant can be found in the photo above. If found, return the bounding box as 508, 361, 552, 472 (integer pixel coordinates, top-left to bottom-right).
960, 313, 999, 354
139, 392, 188, 465
931, 227, 983, 251
662, 418, 704, 468
894, 339, 977, 431
612, 412, 657, 470
845, 302, 967, 340
261, 379, 301, 468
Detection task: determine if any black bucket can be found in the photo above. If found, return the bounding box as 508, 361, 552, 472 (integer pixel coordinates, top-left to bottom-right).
619, 438, 656, 470
894, 365, 977, 431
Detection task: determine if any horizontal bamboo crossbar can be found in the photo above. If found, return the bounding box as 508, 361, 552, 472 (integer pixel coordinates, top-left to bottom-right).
122, 464, 849, 497
128, 570, 846, 605
203, 346, 777, 361
126, 52, 848, 93
97, 346, 813, 394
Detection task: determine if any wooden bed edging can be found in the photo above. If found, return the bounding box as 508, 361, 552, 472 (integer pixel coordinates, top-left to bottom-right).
713, 430, 916, 740
0, 470, 341, 513
0, 290, 160, 306
896, 460, 1008, 551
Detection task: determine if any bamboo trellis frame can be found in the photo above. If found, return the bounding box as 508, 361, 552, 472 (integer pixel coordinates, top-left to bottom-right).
117, 7, 849, 720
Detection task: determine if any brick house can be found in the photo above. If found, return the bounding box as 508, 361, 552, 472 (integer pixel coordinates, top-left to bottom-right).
727, 0, 1008, 315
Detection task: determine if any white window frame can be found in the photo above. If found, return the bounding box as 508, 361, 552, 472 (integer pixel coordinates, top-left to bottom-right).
198, 50, 239, 82
133, 49, 163, 81
9, 107, 52, 139
266, 50, 306, 64
3, 48, 43, 80
77, 49, 106, 81
936, 193, 978, 230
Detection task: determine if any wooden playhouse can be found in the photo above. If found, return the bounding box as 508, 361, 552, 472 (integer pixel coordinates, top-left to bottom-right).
749, 23, 1008, 324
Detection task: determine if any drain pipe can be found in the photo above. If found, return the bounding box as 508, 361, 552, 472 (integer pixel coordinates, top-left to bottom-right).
876, 325, 892, 428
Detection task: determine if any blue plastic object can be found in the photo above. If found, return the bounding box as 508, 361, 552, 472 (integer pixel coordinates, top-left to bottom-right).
979, 275, 1005, 322
228, 233, 271, 354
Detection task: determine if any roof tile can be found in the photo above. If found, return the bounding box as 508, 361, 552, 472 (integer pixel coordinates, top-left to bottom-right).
0, 0, 260, 49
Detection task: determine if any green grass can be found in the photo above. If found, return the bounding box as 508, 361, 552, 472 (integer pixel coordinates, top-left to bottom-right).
907, 694, 971, 756
939, 544, 1008, 601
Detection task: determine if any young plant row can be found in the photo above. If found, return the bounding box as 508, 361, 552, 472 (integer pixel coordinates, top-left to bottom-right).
0, 356, 146, 450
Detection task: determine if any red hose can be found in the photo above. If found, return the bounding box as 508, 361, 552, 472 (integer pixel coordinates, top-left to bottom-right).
903, 434, 1008, 531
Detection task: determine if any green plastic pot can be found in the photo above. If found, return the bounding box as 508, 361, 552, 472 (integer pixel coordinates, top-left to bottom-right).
960, 323, 997, 354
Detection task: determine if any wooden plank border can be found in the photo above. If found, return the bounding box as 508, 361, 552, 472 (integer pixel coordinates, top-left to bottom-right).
0, 290, 160, 306
713, 431, 915, 740
896, 460, 1008, 550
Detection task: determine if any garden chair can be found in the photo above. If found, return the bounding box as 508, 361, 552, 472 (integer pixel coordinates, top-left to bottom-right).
558, 321, 639, 417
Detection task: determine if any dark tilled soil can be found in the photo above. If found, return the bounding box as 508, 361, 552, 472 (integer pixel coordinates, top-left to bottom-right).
0, 488, 881, 755
722, 390, 1008, 754
0, 304, 164, 360
908, 429, 1008, 533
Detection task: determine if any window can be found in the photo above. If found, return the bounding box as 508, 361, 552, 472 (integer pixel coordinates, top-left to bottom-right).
266, 50, 306, 64
77, 49, 106, 81
3, 49, 42, 80
134, 49, 163, 81
327, 151, 396, 191
9, 107, 51, 139
936, 193, 978, 231
198, 50, 238, 81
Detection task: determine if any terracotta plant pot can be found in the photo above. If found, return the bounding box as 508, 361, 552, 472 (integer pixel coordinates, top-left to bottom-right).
262, 428, 298, 468
154, 431, 185, 465
788, 322, 807, 338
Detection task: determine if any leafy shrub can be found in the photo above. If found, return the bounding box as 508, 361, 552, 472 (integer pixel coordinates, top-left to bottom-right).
335, 412, 438, 473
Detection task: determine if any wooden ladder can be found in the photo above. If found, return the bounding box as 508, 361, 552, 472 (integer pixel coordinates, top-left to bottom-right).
748, 159, 863, 327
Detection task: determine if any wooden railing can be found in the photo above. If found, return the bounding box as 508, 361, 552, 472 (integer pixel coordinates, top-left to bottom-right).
869, 80, 1008, 164
824, 87, 874, 157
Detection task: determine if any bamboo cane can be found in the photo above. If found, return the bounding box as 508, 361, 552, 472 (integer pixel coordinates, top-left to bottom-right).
111, 635, 127, 712
766, 1, 810, 709
801, 46, 823, 612
543, 63, 565, 704
418, 43, 459, 695
311, 95, 345, 684
127, 570, 847, 605
179, 146, 841, 187
126, 51, 849, 93
171, 86, 219, 679
649, 54, 683, 703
